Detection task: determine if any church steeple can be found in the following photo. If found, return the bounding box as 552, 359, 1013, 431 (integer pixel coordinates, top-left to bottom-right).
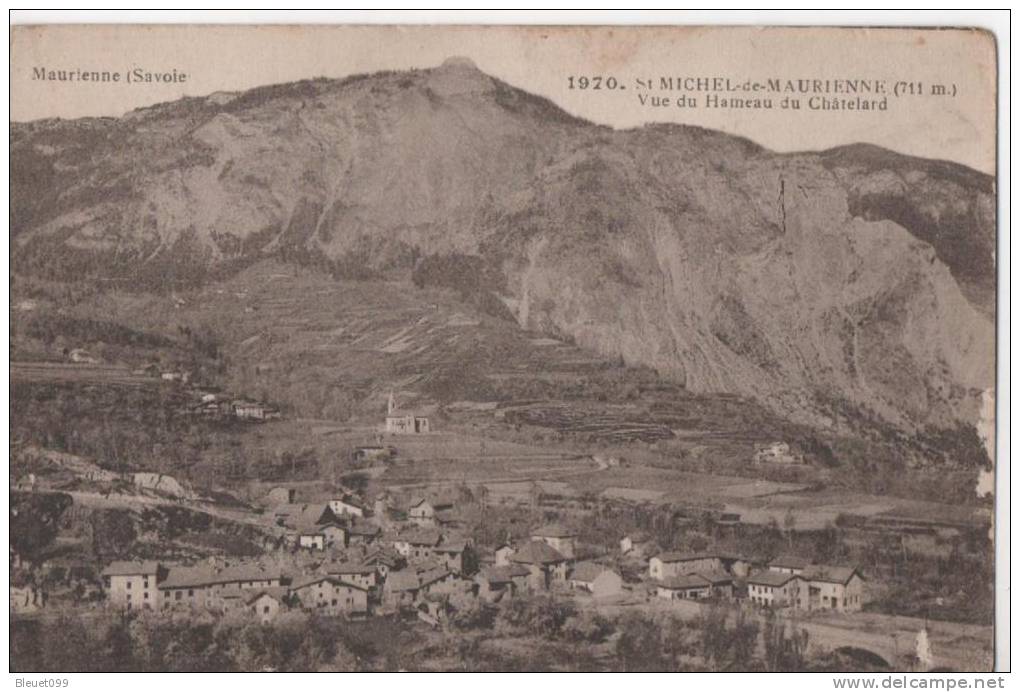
387, 390, 396, 415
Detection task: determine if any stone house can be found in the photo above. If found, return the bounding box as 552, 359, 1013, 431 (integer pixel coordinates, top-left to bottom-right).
568, 561, 624, 599
102, 560, 162, 611
290, 575, 369, 616
530, 523, 578, 559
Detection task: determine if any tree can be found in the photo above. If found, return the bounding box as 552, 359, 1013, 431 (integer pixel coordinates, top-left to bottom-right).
783, 508, 797, 548
763, 610, 810, 671
698, 604, 760, 671
615, 612, 668, 671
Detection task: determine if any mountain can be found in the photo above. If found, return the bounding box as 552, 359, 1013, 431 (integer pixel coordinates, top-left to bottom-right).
9, 57, 995, 448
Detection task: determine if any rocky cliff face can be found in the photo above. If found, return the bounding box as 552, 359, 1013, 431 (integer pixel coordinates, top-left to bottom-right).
10, 58, 995, 443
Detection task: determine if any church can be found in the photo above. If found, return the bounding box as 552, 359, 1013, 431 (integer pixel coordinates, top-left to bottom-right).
384, 392, 431, 434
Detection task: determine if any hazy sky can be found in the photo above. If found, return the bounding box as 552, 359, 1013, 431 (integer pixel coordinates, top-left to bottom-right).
10, 24, 997, 174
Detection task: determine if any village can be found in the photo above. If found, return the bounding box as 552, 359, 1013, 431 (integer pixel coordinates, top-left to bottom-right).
8, 269, 994, 671
21, 396, 864, 630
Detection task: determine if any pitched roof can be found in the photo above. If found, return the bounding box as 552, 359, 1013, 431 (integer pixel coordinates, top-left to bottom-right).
397, 528, 443, 546
659, 574, 712, 589
748, 570, 802, 587
434, 539, 467, 554
347, 521, 382, 537
654, 551, 743, 564
531, 523, 577, 538
770, 555, 811, 569
291, 574, 369, 592
570, 561, 616, 583
275, 503, 339, 531
244, 586, 290, 605
477, 565, 530, 585
802, 565, 862, 585
325, 561, 375, 576
159, 563, 281, 590
510, 540, 567, 565
333, 493, 367, 510
695, 570, 734, 585
385, 564, 453, 592
101, 560, 159, 577
363, 546, 402, 567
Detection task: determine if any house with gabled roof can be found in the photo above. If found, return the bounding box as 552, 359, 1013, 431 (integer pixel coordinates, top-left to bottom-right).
748, 570, 807, 609
649, 551, 749, 581
329, 493, 367, 518
101, 560, 163, 611
769, 555, 811, 575
274, 503, 347, 550
246, 587, 290, 623
362, 545, 405, 578
290, 575, 369, 616
325, 561, 377, 589
407, 497, 438, 527
383, 564, 456, 608
530, 523, 578, 559
568, 561, 624, 599
802, 565, 865, 612
509, 540, 571, 590
158, 562, 283, 611
392, 527, 444, 562
347, 520, 382, 547
432, 538, 467, 574
384, 392, 431, 435
475, 564, 531, 601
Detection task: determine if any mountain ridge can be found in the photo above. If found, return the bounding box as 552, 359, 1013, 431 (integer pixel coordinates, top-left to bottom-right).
9, 59, 996, 453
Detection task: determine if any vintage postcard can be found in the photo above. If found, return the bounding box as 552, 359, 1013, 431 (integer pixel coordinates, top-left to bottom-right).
8, 22, 1000, 674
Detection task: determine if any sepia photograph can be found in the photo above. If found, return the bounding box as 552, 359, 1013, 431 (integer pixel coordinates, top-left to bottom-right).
6, 12, 1008, 678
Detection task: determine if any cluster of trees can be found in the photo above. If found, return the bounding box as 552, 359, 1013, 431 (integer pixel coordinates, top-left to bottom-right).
615, 605, 811, 672
11, 611, 358, 672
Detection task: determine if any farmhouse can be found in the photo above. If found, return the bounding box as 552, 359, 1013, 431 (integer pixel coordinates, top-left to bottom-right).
295, 522, 347, 551
246, 587, 289, 623
494, 542, 515, 566
509, 540, 571, 590
325, 562, 377, 589
385, 392, 430, 434
272, 502, 336, 528
347, 520, 382, 547
275, 504, 347, 550
568, 562, 624, 599
620, 532, 654, 557
362, 546, 405, 578
530, 523, 578, 559
329, 494, 367, 518
407, 497, 438, 527
290, 575, 369, 616
158, 563, 283, 611
101, 560, 162, 611
475, 564, 531, 601
650, 552, 714, 580
769, 555, 810, 575
384, 565, 456, 608
802, 565, 865, 612
649, 551, 748, 580
657, 574, 712, 601
393, 527, 444, 562
747, 570, 807, 609
432, 538, 467, 574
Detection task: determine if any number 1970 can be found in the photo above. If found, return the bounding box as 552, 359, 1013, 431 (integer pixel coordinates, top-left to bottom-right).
567, 76, 622, 90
